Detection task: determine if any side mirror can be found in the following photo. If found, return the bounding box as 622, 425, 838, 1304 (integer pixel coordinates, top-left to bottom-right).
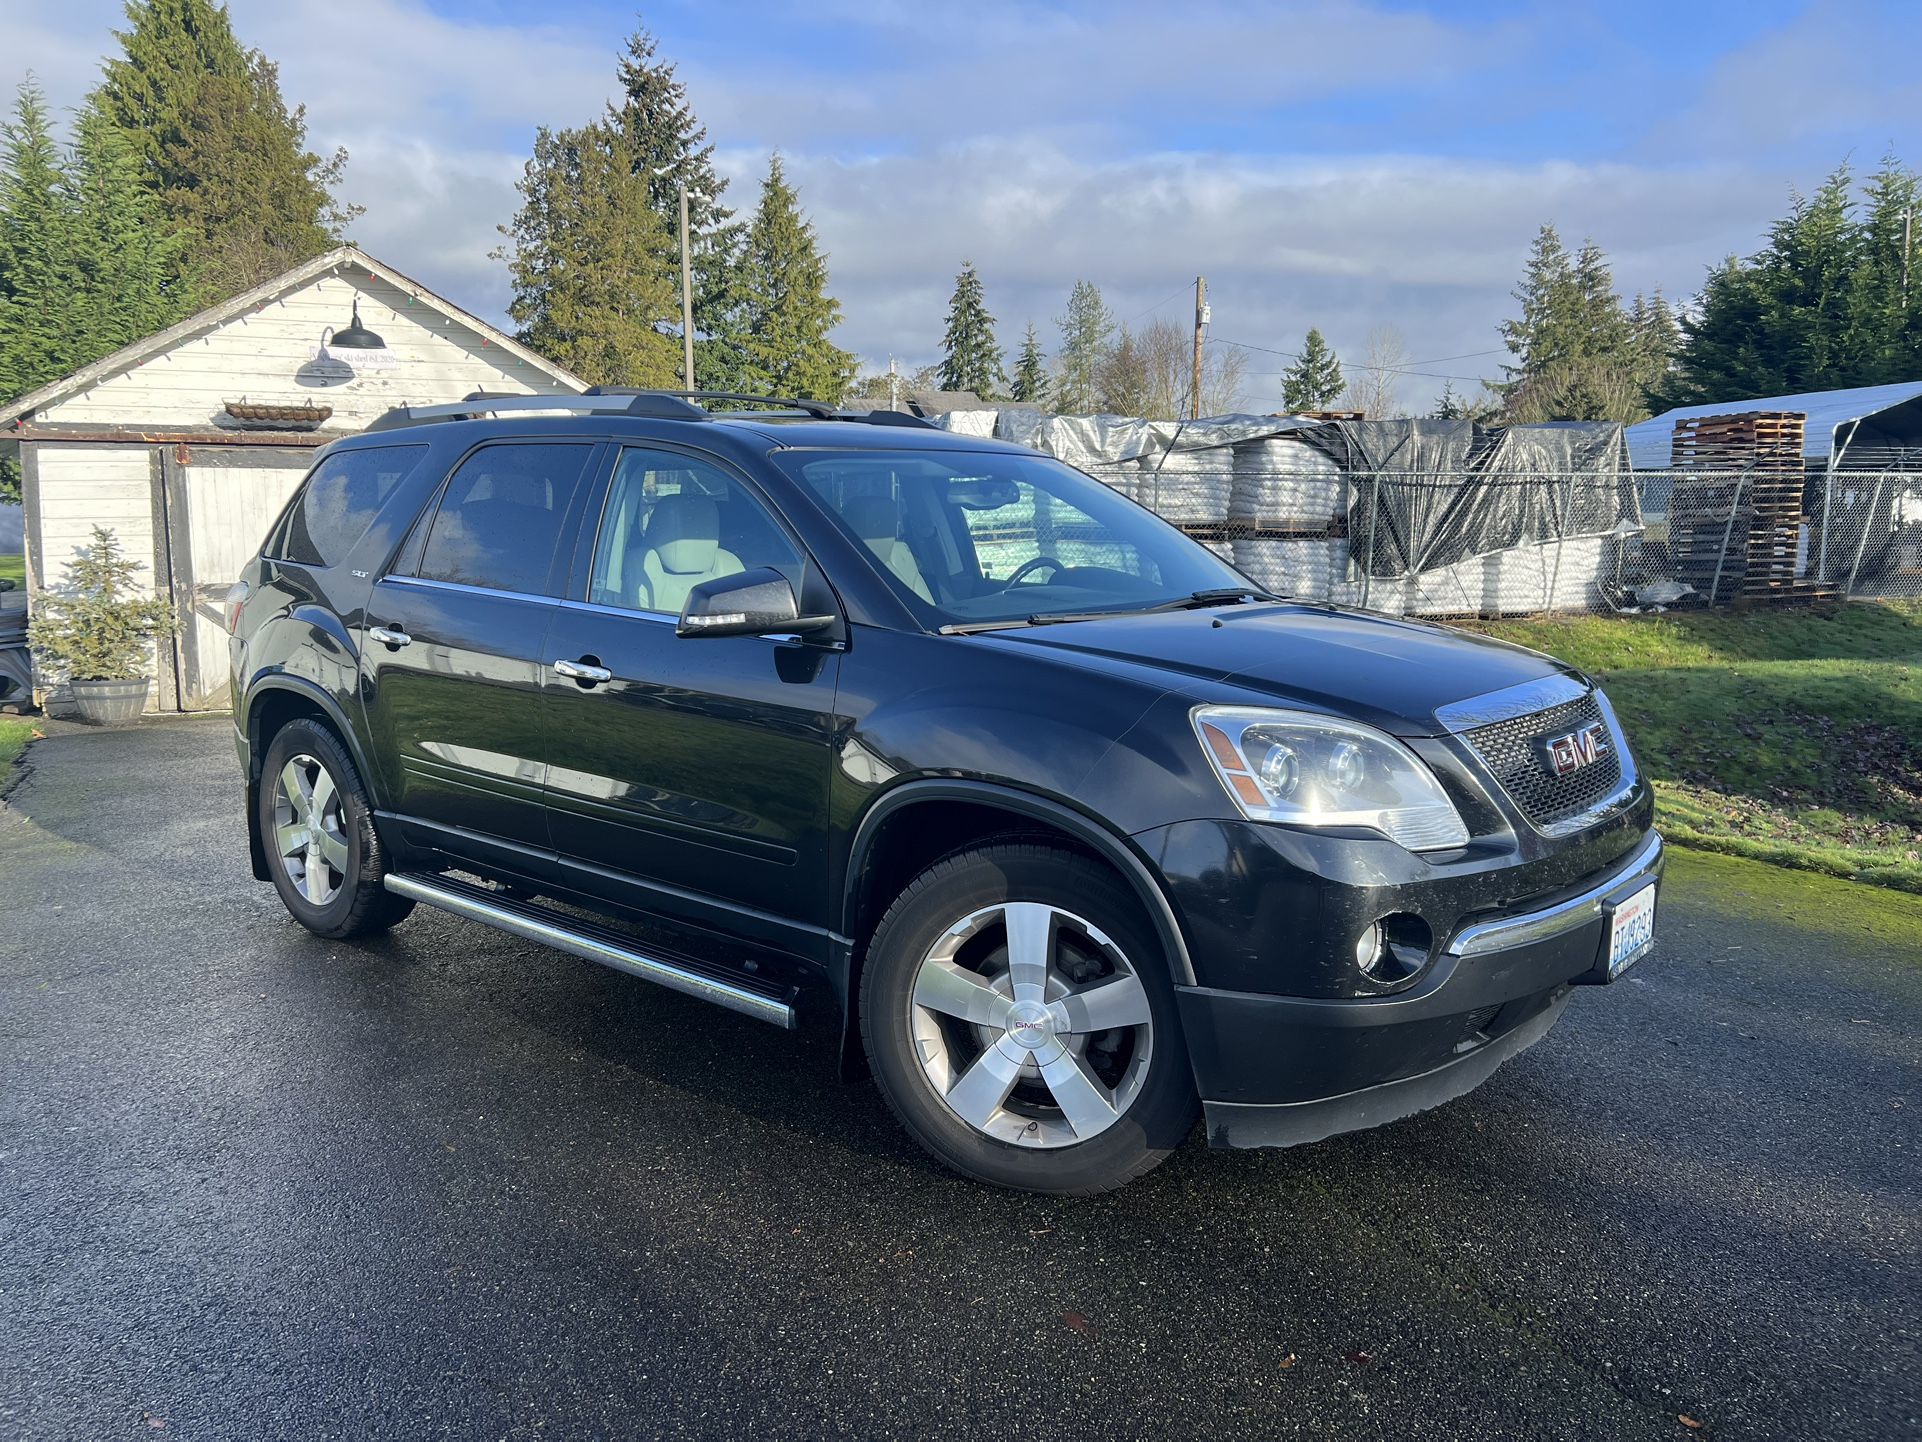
677, 567, 836, 640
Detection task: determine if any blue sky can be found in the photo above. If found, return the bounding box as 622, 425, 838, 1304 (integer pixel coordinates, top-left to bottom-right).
10, 0, 1922, 410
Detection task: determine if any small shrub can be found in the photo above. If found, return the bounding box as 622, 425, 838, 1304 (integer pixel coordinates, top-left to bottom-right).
30, 526, 174, 682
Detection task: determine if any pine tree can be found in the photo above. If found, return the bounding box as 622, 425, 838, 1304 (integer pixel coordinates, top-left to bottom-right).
1052, 279, 1111, 413
938, 262, 1005, 397
0, 80, 72, 401
1497, 225, 1647, 421
1499, 224, 1579, 381
497, 123, 681, 388
1853, 153, 1922, 383
1280, 328, 1344, 412
1669, 162, 1887, 403
1628, 292, 1680, 410
737, 155, 854, 402
605, 22, 748, 391
1012, 322, 1048, 403
94, 0, 352, 300
1433, 380, 1463, 419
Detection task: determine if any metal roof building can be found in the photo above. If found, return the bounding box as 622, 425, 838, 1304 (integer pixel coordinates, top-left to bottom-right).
1625, 381, 1922, 469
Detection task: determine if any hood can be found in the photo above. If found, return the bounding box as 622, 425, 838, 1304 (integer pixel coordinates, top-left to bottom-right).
975, 603, 1575, 737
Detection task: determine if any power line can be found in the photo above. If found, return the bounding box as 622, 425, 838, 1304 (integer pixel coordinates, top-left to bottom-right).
1122, 285, 1193, 328
1207, 336, 1491, 384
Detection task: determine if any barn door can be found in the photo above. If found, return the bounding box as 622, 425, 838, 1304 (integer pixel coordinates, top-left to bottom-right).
161, 446, 311, 710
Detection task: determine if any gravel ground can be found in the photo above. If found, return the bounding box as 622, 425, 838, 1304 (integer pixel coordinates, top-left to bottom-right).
2, 715, 1918, 1441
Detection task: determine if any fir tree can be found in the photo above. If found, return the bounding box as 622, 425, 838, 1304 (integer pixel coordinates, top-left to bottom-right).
1628, 292, 1680, 409
605, 22, 748, 390
1497, 224, 1647, 421
1012, 322, 1048, 403
1052, 279, 1110, 413
1853, 153, 1922, 383
497, 123, 681, 388
1280, 328, 1344, 412
738, 155, 854, 402
94, 0, 352, 299
1432, 380, 1463, 419
938, 261, 1005, 397
0, 80, 72, 402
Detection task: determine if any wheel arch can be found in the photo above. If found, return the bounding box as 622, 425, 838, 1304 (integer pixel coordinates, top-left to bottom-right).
240, 676, 377, 882
834, 779, 1197, 1078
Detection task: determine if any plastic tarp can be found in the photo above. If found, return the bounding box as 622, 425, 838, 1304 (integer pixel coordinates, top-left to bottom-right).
1306, 419, 1640, 577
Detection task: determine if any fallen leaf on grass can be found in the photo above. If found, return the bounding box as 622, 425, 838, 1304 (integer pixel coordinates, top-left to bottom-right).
1278, 1353, 1298, 1370
1063, 1311, 1097, 1337
1345, 1350, 1374, 1366
1677, 1416, 1704, 1430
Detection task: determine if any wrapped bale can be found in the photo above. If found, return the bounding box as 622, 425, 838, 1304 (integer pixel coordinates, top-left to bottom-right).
1133, 446, 1232, 526
1231, 537, 1349, 601
1229, 438, 1347, 531
937, 409, 999, 438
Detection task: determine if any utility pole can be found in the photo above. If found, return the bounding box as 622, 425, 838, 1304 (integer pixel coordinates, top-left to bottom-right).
1191, 275, 1208, 420
888, 355, 899, 411
1904, 209, 1913, 308
679, 184, 696, 390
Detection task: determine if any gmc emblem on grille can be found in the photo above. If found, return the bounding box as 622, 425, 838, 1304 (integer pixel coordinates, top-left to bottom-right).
1541, 722, 1609, 776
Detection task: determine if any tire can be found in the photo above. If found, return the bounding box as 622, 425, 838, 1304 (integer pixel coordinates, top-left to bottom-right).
860, 844, 1197, 1194
258, 717, 415, 939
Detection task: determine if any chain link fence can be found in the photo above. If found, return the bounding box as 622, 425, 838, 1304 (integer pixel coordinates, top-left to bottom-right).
1052, 432, 1922, 617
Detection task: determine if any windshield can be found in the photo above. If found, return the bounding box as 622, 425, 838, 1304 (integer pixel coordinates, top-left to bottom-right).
773, 447, 1249, 628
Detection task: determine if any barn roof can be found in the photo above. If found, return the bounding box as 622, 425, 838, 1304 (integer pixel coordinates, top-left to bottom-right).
0, 245, 583, 428
1625, 380, 1922, 468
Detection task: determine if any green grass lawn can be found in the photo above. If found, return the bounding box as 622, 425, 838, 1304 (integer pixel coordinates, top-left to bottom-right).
0, 552, 21, 589
1476, 601, 1922, 893
0, 715, 40, 787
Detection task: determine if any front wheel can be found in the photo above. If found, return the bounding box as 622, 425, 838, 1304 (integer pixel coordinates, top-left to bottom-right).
860, 844, 1197, 1194
258, 717, 414, 939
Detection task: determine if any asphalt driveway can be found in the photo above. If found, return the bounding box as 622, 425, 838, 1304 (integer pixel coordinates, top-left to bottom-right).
2, 716, 1918, 1441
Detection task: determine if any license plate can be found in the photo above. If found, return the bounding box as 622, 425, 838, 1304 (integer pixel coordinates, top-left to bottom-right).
1606, 883, 1657, 978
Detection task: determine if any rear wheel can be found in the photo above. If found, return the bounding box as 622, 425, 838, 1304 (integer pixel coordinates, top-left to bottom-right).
861, 844, 1197, 1194
258, 718, 413, 939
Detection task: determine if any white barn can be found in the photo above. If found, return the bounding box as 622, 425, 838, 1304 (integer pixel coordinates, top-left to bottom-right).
1, 246, 583, 712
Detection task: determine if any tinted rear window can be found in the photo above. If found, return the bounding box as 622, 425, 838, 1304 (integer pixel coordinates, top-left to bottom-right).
275, 444, 429, 567
416, 443, 593, 596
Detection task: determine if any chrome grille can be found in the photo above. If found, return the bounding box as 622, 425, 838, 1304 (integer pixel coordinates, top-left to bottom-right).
1461, 690, 1624, 831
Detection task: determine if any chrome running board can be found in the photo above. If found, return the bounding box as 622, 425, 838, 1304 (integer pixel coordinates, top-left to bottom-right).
384, 873, 798, 1029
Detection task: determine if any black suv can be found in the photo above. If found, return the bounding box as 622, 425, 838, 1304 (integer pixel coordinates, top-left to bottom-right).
228, 390, 1661, 1194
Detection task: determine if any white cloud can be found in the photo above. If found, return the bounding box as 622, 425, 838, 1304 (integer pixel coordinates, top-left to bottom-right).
6, 0, 1921, 413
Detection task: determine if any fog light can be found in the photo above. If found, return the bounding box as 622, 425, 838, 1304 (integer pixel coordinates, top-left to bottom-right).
1357, 914, 1432, 985
1354, 923, 1383, 971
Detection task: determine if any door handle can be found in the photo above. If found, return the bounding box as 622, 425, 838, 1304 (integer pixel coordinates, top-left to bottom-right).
553, 658, 613, 684
369, 625, 411, 648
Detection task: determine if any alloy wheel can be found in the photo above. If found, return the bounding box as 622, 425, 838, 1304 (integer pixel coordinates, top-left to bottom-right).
908, 901, 1155, 1148
272, 753, 349, 907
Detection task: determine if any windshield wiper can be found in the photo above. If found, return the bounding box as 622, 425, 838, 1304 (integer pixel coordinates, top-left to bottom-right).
939, 588, 1273, 635
1025, 588, 1272, 626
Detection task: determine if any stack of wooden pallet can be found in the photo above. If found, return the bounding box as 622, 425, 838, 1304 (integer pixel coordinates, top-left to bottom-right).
1669, 410, 1829, 602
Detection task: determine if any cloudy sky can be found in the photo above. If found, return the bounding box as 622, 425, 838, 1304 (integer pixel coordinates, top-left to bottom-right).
9, 0, 1922, 411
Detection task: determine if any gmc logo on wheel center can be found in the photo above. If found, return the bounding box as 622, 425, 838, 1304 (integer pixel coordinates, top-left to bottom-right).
1541, 722, 1610, 777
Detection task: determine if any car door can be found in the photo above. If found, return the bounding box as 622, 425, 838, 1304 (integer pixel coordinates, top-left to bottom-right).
540, 444, 843, 955
360, 439, 599, 872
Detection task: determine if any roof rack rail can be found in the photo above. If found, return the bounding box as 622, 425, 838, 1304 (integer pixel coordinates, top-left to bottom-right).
363, 388, 949, 434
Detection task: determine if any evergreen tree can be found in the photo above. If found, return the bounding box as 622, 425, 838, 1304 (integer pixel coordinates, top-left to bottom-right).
1052, 279, 1110, 413
497, 123, 681, 388
1280, 327, 1344, 411
94, 0, 352, 300
1853, 153, 1922, 383
0, 80, 72, 401
1497, 224, 1647, 421
1011, 322, 1048, 403
1668, 163, 1895, 403
605, 22, 748, 390
737, 155, 854, 402
938, 261, 1005, 397
1432, 380, 1463, 419
1628, 292, 1680, 408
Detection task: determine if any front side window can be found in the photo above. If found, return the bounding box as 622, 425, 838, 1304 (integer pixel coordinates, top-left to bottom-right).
774, 448, 1245, 627
587, 447, 803, 615
275, 444, 428, 567
416, 443, 592, 596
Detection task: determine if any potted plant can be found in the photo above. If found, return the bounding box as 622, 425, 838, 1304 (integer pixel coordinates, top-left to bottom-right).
29, 525, 174, 725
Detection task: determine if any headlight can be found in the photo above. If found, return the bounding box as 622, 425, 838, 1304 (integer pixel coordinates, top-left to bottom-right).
1192, 705, 1470, 851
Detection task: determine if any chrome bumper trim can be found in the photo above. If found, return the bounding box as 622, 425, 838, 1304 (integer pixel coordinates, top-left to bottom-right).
1446, 832, 1664, 959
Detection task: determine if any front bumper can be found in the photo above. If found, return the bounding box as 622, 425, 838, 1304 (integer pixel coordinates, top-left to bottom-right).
1173, 830, 1665, 1149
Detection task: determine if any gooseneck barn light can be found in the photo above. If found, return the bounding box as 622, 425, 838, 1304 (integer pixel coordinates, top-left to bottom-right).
324, 299, 386, 351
